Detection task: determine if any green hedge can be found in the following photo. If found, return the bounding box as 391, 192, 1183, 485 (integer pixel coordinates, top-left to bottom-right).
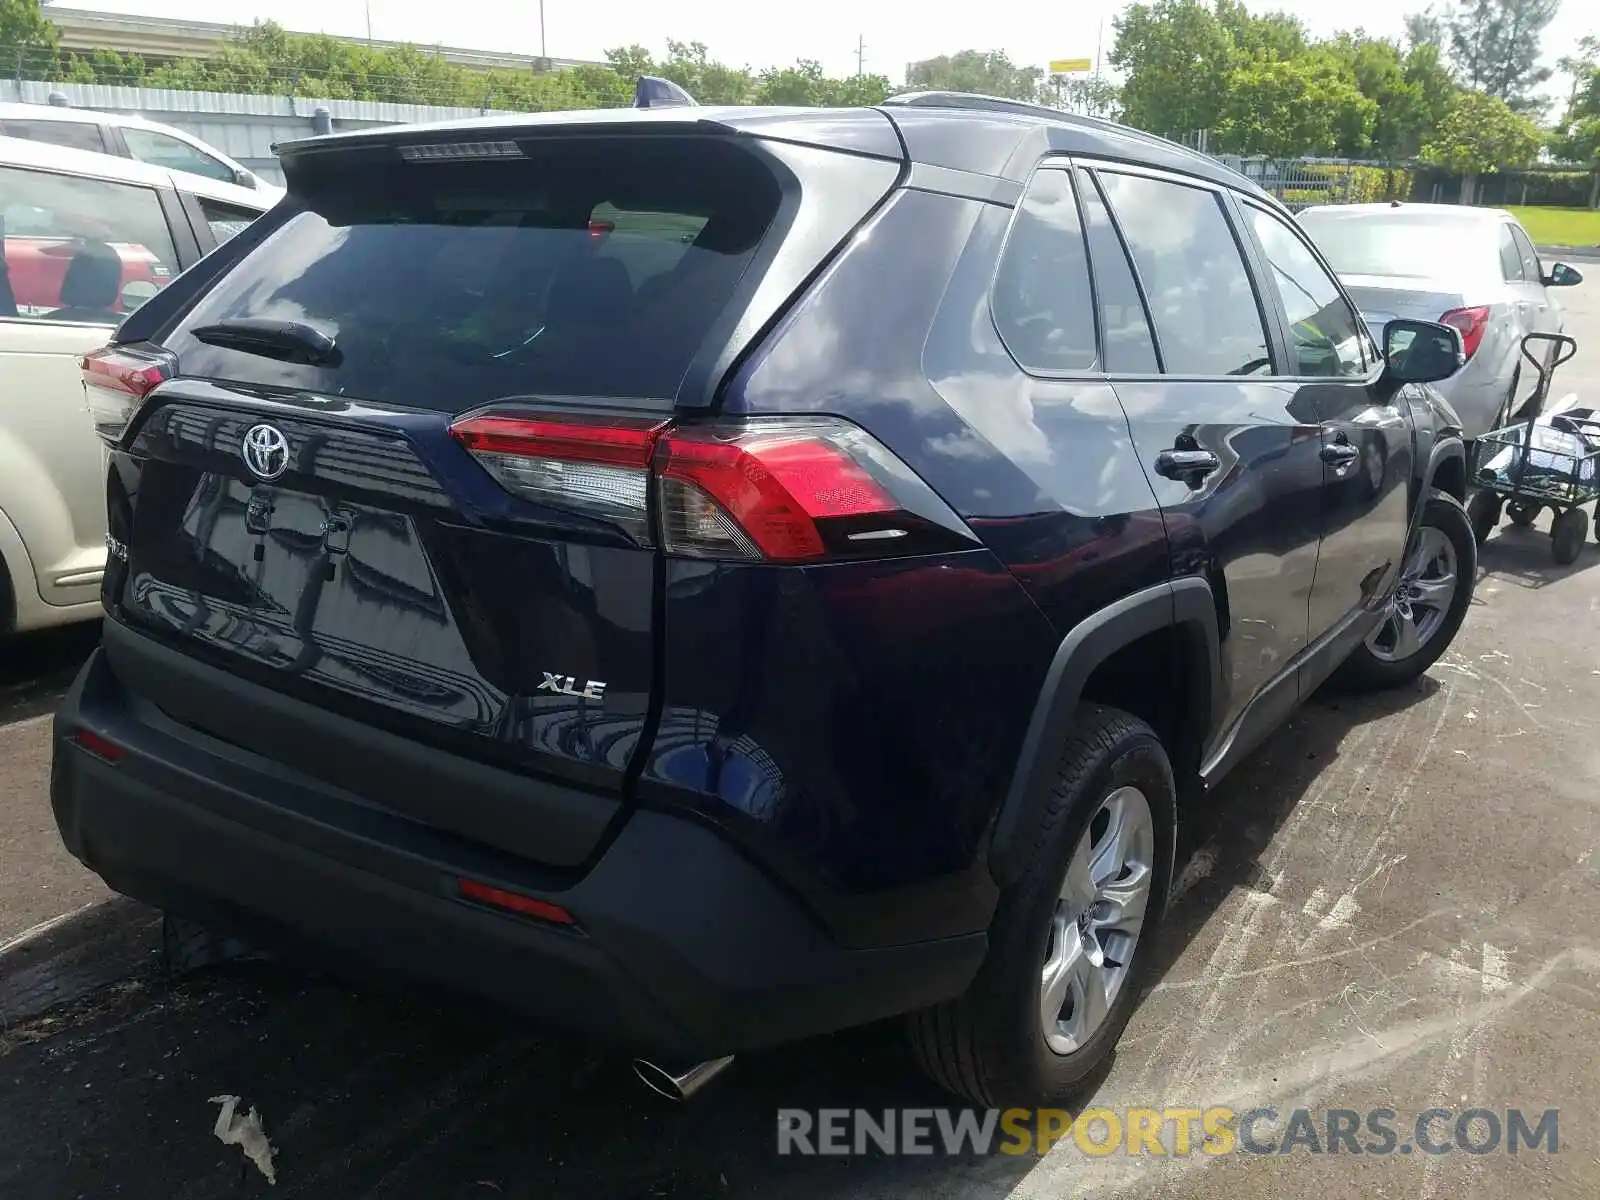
1297, 164, 1415, 203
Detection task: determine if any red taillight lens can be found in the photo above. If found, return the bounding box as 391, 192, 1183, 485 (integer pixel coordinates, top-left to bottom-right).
658, 425, 897, 560
657, 418, 978, 563
81, 343, 175, 445
450, 410, 977, 563
1440, 306, 1491, 359
449, 411, 668, 543
457, 878, 576, 925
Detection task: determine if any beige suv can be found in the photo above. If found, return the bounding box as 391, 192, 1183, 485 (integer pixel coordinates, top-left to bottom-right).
1, 134, 270, 634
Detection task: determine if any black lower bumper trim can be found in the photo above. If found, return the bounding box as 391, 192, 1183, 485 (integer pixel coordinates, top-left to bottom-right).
51, 646, 986, 1057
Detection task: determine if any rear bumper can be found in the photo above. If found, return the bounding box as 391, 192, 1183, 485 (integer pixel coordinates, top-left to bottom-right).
51, 638, 985, 1058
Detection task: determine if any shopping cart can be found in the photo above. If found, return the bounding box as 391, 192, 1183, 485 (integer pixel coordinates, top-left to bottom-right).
1467, 332, 1597, 565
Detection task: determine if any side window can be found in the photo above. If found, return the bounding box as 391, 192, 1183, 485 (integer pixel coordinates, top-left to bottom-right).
3, 119, 108, 154
1497, 225, 1525, 281
1096, 171, 1272, 376
1246, 206, 1370, 379
1076, 169, 1158, 373
1510, 225, 1542, 284
121, 128, 235, 184
590, 200, 709, 290
0, 166, 179, 324
990, 168, 1097, 372
195, 197, 260, 247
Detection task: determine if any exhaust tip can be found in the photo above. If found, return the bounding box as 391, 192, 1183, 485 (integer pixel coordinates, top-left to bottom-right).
632, 1054, 735, 1102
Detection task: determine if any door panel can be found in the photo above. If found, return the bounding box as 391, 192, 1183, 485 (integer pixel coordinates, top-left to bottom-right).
1239, 201, 1413, 638
1089, 168, 1321, 737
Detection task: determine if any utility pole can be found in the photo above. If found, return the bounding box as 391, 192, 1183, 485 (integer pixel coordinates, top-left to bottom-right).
540, 0, 548, 60
365, 0, 373, 43
856, 34, 866, 78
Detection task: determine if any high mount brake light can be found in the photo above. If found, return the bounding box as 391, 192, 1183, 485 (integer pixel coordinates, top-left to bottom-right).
1440, 306, 1491, 359
447, 412, 978, 563
81, 344, 176, 445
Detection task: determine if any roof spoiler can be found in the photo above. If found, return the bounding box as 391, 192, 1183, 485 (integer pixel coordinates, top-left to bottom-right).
633, 76, 698, 109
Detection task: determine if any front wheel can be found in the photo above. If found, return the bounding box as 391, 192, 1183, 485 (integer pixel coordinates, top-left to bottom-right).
1336, 490, 1476, 692
909, 706, 1175, 1107
1466, 489, 1502, 546
1552, 507, 1589, 566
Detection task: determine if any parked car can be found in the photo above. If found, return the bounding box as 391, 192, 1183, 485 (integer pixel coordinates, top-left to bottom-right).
1296, 202, 1584, 440
0, 134, 271, 635
50, 92, 1476, 1106
0, 101, 282, 198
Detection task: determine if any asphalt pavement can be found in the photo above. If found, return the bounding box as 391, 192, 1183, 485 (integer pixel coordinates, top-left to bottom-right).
2, 280, 1599, 1199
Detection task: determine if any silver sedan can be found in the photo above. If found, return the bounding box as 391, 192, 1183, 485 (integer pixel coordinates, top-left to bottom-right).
1296, 202, 1584, 439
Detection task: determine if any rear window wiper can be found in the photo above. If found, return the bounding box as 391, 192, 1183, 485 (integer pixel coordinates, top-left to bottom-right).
189, 319, 342, 367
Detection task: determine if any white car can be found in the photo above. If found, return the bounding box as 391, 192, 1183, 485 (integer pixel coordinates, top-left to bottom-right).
0, 100, 282, 199
1, 135, 272, 634
1296, 202, 1584, 440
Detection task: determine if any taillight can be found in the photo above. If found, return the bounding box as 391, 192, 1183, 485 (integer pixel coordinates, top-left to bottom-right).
81, 343, 176, 445
450, 411, 668, 544
448, 411, 977, 562
1440, 306, 1491, 359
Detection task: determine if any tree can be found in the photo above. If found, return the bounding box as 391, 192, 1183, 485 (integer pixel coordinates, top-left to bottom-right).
1421, 87, 1544, 200
1551, 35, 1600, 203
1051, 74, 1121, 119
1216, 49, 1376, 155
753, 59, 889, 107
1110, 0, 1236, 139
1327, 32, 1453, 159
903, 50, 1043, 101
1214, 0, 1308, 61
1404, 8, 1448, 49
1444, 0, 1560, 114
0, 0, 58, 76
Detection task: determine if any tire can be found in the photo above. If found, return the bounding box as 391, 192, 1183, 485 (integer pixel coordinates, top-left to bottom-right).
1505, 501, 1538, 528
908, 705, 1175, 1107
1552, 507, 1588, 566
1466, 489, 1502, 546
1336, 490, 1476, 692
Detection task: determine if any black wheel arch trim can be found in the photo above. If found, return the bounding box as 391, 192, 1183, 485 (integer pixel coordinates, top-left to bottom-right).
987, 577, 1221, 888
1424, 435, 1467, 502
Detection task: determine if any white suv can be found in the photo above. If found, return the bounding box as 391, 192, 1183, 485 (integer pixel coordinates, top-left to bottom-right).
0, 101, 281, 197
1, 135, 271, 634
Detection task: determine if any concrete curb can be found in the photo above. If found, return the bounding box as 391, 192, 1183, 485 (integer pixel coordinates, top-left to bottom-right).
1538, 244, 1600, 262
0, 897, 162, 1027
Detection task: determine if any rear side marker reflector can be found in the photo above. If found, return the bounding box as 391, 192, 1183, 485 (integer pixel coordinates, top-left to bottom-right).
457, 878, 576, 925
448, 410, 979, 563
70, 729, 124, 762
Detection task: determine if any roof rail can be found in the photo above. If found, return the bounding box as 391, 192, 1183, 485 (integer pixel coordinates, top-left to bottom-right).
881, 90, 1196, 155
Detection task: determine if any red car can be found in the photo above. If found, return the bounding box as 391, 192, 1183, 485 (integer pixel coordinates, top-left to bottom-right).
2, 236, 170, 320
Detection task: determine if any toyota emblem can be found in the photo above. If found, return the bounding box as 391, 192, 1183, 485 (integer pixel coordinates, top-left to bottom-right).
241, 423, 290, 481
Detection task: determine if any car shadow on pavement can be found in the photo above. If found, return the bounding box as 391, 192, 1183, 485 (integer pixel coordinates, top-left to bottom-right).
1476, 519, 1600, 589
0, 679, 1441, 1200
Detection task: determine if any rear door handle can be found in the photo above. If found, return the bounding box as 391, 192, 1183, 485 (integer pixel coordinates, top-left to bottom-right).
1153, 449, 1221, 482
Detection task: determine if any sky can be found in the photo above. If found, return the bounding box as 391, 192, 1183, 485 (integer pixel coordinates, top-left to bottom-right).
63, 0, 1597, 99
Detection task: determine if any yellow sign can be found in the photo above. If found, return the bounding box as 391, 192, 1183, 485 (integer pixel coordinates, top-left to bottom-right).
1049, 57, 1093, 74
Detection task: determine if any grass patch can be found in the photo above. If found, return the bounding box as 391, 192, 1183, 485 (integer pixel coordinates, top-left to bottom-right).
1505, 206, 1600, 247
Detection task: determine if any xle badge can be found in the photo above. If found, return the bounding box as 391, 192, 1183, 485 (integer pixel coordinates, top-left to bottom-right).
537, 673, 607, 701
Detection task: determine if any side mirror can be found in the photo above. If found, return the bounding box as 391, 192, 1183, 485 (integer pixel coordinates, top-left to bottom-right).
1544, 261, 1583, 288
1383, 318, 1465, 385
234, 168, 258, 189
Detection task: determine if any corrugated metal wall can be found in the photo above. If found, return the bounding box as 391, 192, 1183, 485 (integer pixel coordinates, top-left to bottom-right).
1, 80, 500, 183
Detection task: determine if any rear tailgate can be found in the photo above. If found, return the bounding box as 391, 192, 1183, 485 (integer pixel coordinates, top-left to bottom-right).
102, 123, 902, 853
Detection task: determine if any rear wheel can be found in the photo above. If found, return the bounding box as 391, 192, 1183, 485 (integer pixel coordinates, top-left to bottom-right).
1506, 501, 1538, 528
908, 706, 1175, 1106
1467, 489, 1502, 546
1337, 491, 1475, 692
1552, 507, 1588, 565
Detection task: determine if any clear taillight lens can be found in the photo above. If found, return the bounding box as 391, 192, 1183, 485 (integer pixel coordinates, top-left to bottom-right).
81, 343, 176, 446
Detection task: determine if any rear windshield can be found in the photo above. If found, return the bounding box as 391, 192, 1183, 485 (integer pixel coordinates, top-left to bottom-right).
167, 137, 782, 411
1296, 212, 1496, 280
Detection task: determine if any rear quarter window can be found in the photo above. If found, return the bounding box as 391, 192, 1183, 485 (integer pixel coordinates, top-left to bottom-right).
165, 137, 782, 412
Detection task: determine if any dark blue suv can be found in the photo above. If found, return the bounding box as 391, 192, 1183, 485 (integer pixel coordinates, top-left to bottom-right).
52, 91, 1476, 1105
